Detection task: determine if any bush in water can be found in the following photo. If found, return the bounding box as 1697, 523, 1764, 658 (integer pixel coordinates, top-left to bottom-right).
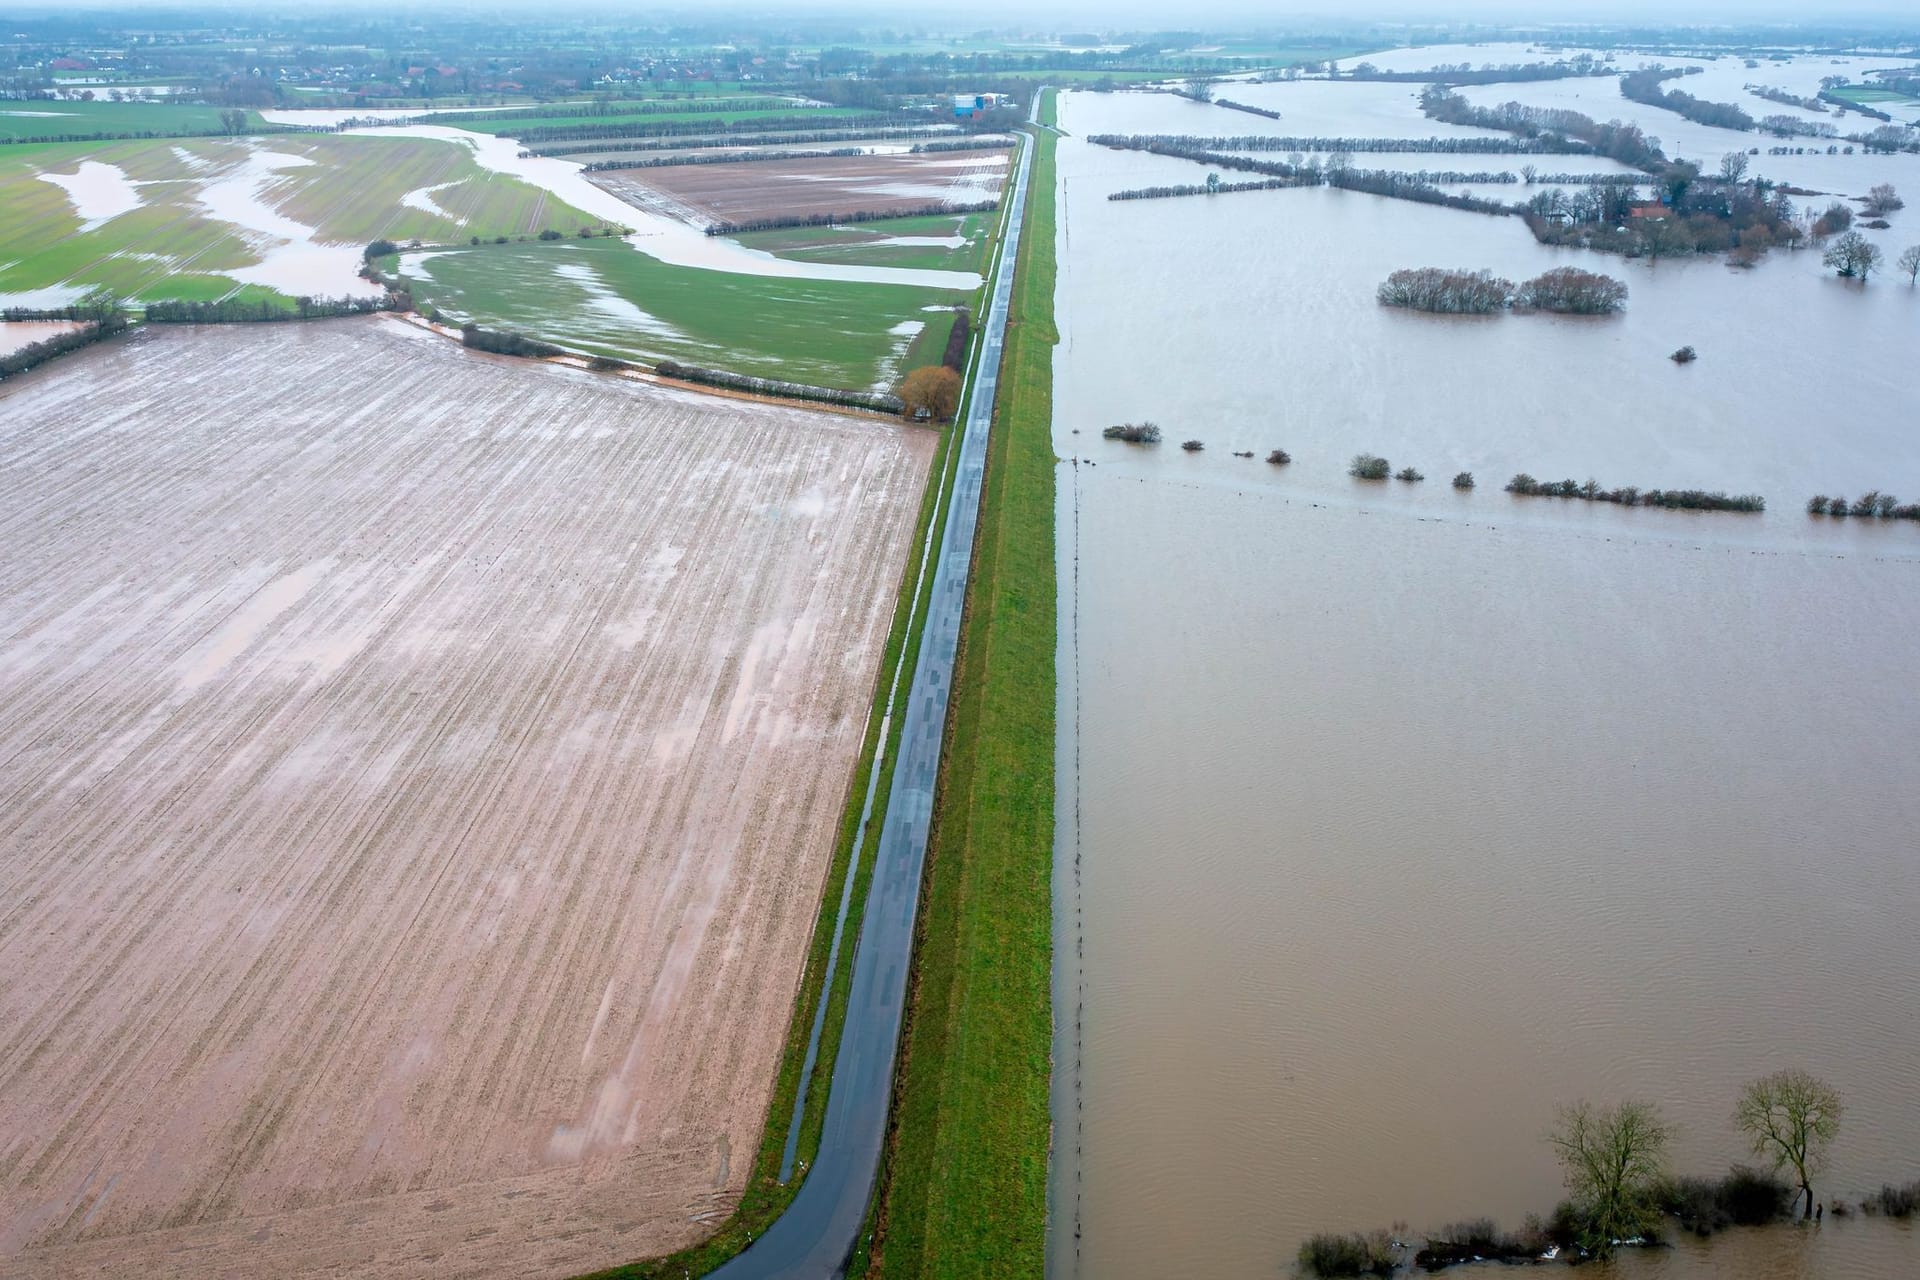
1350, 453, 1391, 480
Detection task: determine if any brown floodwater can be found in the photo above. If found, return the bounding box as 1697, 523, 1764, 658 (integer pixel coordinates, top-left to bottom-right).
1048, 80, 1920, 1280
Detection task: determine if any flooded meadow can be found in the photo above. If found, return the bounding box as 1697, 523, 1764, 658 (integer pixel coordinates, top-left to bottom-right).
1049, 64, 1920, 1280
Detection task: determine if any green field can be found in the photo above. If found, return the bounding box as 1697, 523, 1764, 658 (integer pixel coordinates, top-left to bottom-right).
735, 211, 997, 273
394, 236, 966, 390
0, 133, 597, 304
863, 99, 1057, 1279
0, 100, 257, 141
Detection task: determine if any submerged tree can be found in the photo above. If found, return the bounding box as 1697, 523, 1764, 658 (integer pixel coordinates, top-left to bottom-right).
1736, 1070, 1843, 1220
1863, 183, 1904, 216
1823, 230, 1883, 280
1549, 1099, 1673, 1257
1349, 453, 1391, 480
1898, 244, 1920, 286
898, 365, 962, 420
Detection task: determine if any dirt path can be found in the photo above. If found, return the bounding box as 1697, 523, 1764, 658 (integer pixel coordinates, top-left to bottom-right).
0, 318, 934, 1280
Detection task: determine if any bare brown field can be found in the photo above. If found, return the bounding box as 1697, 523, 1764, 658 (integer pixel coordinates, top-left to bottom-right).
0, 318, 934, 1280
593, 149, 1010, 225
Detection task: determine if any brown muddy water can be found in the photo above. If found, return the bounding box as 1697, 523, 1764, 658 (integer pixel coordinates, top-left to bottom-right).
1049, 80, 1920, 1280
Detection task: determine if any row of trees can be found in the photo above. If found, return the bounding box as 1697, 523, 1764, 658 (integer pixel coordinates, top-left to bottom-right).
1807, 490, 1920, 520
1086, 132, 1563, 155
1376, 267, 1628, 315
1336, 58, 1612, 86
1109, 177, 1293, 202
703, 200, 997, 236
658, 357, 904, 413
1621, 67, 1758, 132
1300, 1070, 1850, 1277
145, 295, 391, 323
510, 111, 903, 145
1419, 87, 1667, 171
554, 125, 948, 159
0, 308, 131, 381
1505, 473, 1765, 511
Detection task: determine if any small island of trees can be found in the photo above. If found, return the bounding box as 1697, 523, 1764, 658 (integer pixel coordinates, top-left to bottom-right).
1378, 267, 1627, 315
1505, 473, 1764, 512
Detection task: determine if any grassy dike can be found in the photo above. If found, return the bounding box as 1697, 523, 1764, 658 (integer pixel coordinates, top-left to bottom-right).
862, 92, 1059, 1278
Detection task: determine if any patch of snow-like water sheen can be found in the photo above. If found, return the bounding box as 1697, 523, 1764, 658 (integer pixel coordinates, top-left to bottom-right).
550, 258, 688, 339
39, 161, 144, 231
343, 124, 982, 291
198, 148, 381, 298
871, 318, 925, 391
400, 181, 461, 220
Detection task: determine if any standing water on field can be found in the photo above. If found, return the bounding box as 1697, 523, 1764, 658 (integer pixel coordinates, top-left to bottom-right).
1048, 67, 1920, 1280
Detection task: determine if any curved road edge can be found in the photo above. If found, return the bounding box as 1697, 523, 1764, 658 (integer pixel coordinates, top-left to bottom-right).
707, 97, 1041, 1280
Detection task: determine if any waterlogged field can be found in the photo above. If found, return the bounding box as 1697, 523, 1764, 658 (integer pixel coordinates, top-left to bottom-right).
398, 237, 962, 389
735, 210, 998, 273
0, 133, 596, 305
600, 150, 1010, 226
0, 319, 934, 1280
1052, 70, 1920, 1280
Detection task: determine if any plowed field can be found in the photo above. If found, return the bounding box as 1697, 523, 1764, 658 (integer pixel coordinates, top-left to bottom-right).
0, 319, 934, 1279
595, 149, 1010, 225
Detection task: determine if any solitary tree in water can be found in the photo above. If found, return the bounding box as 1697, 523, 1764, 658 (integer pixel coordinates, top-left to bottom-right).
1898, 245, 1920, 286
1736, 1070, 1843, 1220
1549, 1100, 1672, 1257
898, 365, 961, 420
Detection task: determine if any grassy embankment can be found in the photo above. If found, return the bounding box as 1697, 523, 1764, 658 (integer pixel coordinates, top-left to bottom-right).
396, 236, 965, 390
859, 90, 1059, 1279
571, 183, 1020, 1280
0, 133, 593, 304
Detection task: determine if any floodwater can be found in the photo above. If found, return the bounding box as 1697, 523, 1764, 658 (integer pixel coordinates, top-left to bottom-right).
347, 124, 984, 290
37, 160, 143, 231
0, 321, 83, 356
1049, 73, 1920, 1280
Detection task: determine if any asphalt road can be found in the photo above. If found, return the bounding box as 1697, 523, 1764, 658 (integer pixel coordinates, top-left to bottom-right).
706, 107, 1039, 1280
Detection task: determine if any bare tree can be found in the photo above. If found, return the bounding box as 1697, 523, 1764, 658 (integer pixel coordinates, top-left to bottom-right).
1863, 183, 1904, 216
1899, 244, 1920, 285
1549, 1100, 1672, 1257
1823, 230, 1883, 280
898, 365, 961, 420
1736, 1070, 1843, 1220
1719, 151, 1749, 183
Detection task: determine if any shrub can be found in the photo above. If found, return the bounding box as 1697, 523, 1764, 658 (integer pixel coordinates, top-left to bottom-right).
1514, 267, 1629, 314
1181, 439, 1205, 451
1663, 1167, 1792, 1236
1671, 345, 1697, 363
1298, 1230, 1397, 1277
1267, 449, 1291, 465
1808, 494, 1830, 514
1866, 1182, 1920, 1218
363, 237, 398, 261
537, 228, 564, 241
1102, 422, 1161, 444
1395, 466, 1424, 482
1350, 453, 1391, 480
1453, 471, 1475, 489
468, 234, 480, 245
587, 355, 626, 372
1376, 267, 1513, 314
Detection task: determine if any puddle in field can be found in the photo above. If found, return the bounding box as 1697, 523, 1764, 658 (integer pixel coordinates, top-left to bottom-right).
39, 161, 144, 231
196, 147, 379, 298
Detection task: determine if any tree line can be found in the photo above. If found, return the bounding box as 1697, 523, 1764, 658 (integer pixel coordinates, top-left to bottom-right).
656, 358, 903, 413
1086, 131, 1573, 155
145, 294, 394, 323
1109, 177, 1295, 201
580, 145, 867, 171
1505, 473, 1763, 512
1807, 490, 1920, 521
703, 200, 997, 236
554, 126, 950, 159
1419, 87, 1667, 171
511, 111, 905, 145
1211, 99, 1283, 120
1620, 67, 1757, 132
1088, 137, 1513, 216
1335, 58, 1613, 86
0, 308, 131, 381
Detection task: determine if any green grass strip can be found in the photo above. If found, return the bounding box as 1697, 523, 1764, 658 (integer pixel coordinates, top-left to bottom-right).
862, 93, 1058, 1279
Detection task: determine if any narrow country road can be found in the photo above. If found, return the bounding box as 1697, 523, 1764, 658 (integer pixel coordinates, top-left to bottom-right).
706, 100, 1040, 1280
